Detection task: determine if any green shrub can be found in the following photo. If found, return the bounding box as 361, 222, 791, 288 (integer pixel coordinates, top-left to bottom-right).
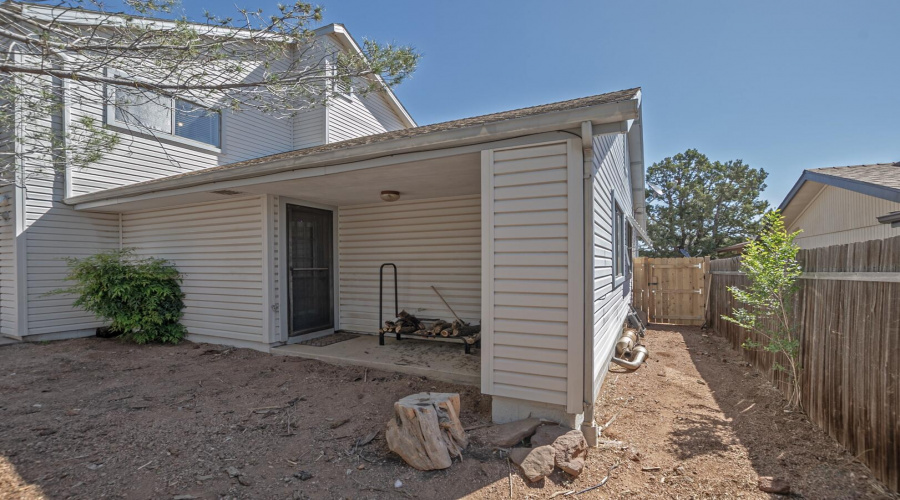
52, 249, 187, 344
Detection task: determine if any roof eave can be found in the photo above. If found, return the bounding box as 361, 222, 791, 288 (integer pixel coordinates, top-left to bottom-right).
316, 23, 417, 128
66, 96, 639, 207
779, 169, 900, 212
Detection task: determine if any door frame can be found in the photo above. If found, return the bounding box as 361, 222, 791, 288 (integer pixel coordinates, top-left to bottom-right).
278, 197, 340, 343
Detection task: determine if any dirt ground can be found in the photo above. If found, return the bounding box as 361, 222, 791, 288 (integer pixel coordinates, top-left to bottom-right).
0, 326, 894, 499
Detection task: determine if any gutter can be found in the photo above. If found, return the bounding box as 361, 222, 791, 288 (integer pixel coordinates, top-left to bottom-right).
877, 210, 900, 228
67, 98, 639, 208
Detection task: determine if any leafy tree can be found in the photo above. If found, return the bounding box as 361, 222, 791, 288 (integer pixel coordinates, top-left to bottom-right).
723, 210, 803, 408
51, 249, 187, 344
645, 149, 769, 257
0, 0, 419, 180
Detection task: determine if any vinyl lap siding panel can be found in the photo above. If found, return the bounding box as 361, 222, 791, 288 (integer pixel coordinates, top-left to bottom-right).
25, 172, 120, 335
327, 91, 406, 143
590, 133, 633, 400
0, 183, 16, 336
122, 196, 266, 343
484, 142, 576, 408
338, 195, 481, 333
790, 186, 900, 249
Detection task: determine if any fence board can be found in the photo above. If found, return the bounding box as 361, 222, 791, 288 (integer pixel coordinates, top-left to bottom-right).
706, 235, 900, 492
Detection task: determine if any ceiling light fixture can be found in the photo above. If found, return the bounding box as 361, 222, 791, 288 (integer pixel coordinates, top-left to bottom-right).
380, 190, 400, 202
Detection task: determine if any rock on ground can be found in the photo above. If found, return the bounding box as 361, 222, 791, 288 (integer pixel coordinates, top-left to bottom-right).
509, 445, 556, 482
472, 418, 542, 447
758, 476, 791, 494
530, 424, 568, 447
552, 430, 589, 477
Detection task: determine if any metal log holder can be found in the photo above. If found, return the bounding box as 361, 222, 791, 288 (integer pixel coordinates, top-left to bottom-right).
378, 263, 480, 354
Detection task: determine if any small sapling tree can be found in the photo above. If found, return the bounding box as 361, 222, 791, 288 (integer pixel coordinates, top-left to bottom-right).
723, 210, 804, 408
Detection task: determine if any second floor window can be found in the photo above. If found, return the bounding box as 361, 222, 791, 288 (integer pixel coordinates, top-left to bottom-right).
112, 87, 221, 148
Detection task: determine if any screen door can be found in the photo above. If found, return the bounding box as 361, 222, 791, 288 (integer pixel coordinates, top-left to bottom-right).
287, 204, 334, 336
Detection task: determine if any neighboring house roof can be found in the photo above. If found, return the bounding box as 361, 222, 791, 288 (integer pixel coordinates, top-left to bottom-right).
715, 241, 750, 254
878, 211, 900, 228
67, 87, 642, 206
779, 162, 900, 211
778, 162, 900, 228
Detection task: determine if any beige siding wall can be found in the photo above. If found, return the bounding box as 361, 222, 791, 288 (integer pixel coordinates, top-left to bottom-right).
293, 107, 327, 150
122, 196, 267, 344
482, 140, 581, 410
24, 170, 120, 336
589, 133, 633, 401
0, 183, 16, 336
66, 81, 291, 196
337, 195, 481, 333
789, 186, 900, 249
326, 91, 406, 143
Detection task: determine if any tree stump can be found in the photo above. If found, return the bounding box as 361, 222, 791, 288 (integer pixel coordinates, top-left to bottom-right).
385, 392, 468, 470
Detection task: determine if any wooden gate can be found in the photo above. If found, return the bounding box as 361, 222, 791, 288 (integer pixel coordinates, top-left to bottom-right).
633, 257, 710, 326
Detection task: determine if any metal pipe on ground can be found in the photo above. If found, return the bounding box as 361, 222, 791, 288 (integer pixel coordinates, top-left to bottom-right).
612, 344, 649, 370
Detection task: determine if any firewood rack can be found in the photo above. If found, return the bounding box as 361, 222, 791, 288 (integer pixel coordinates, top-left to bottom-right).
378, 263, 480, 354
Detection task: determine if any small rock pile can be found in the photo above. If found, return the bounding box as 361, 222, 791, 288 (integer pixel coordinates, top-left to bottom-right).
471, 418, 589, 483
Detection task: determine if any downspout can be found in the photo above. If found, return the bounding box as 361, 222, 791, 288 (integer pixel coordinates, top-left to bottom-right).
579, 121, 601, 446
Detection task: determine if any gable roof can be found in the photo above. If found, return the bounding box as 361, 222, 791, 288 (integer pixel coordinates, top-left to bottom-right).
67, 87, 642, 207
316, 24, 415, 128
779, 162, 900, 213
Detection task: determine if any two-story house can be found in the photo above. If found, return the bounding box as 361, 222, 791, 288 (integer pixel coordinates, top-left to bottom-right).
1, 4, 648, 435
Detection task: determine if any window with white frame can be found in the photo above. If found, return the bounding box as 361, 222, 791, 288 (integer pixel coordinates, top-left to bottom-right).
110, 86, 221, 149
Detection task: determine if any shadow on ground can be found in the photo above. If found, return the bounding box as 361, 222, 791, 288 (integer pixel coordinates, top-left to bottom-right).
672, 324, 895, 499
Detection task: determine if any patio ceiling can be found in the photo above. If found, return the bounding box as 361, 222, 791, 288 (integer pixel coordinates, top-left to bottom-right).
84, 151, 480, 213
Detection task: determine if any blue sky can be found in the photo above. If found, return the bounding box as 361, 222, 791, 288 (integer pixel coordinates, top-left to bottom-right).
174, 0, 899, 206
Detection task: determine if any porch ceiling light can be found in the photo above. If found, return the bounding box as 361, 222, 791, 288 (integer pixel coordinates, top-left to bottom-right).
380, 190, 401, 202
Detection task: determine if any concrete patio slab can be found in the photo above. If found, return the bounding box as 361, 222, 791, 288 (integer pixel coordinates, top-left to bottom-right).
271, 334, 480, 386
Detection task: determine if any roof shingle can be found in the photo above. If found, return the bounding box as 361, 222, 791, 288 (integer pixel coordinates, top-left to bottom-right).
808, 162, 900, 191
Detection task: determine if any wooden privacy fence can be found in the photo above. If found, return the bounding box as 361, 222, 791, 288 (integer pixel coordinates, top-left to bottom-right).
706, 235, 900, 492
633, 256, 709, 325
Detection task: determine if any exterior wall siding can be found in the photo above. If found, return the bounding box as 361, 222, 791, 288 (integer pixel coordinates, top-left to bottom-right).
24, 170, 120, 336
337, 195, 481, 333
589, 133, 633, 401
789, 186, 900, 249
122, 196, 267, 344
326, 91, 406, 143
0, 183, 16, 336
482, 140, 583, 411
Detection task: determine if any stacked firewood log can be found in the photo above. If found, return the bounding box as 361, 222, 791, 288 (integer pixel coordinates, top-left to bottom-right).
379, 310, 481, 340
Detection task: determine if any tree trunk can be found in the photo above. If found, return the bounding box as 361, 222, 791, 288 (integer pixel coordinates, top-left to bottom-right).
385, 392, 468, 470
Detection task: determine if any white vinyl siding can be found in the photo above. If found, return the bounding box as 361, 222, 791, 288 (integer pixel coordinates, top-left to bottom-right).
482, 140, 582, 411
788, 186, 900, 249
326, 91, 407, 143
122, 196, 266, 343
0, 183, 17, 336
589, 133, 633, 401
337, 195, 481, 333
24, 171, 120, 335
293, 107, 327, 150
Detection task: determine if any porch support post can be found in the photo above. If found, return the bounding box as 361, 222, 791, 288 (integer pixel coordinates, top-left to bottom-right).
579, 121, 600, 446
565, 138, 586, 415
261, 194, 277, 345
